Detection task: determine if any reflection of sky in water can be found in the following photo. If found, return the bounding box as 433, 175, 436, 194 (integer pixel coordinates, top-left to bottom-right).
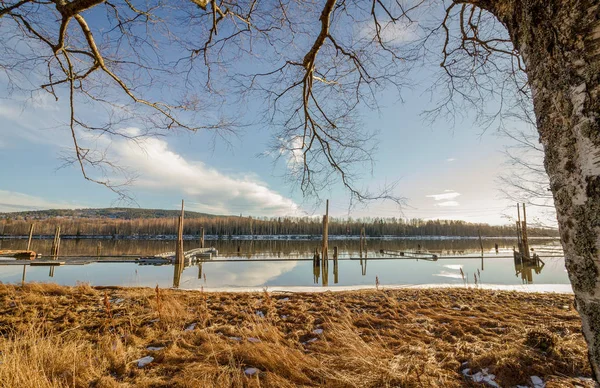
0, 255, 569, 289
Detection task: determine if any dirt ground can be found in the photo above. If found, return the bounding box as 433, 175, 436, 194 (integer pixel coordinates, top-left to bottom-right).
0, 283, 594, 387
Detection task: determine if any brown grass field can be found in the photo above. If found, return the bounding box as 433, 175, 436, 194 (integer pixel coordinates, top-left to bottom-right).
0, 283, 594, 387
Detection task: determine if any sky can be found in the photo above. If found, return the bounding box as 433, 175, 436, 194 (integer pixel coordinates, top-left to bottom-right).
0, 2, 554, 226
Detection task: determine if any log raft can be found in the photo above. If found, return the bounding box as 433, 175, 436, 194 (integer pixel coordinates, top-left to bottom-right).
0, 250, 38, 260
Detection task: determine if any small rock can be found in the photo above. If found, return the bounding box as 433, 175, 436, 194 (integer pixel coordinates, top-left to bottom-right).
229, 337, 242, 341
244, 367, 259, 376
136, 356, 154, 368
312, 328, 324, 335
531, 376, 545, 388
185, 323, 197, 331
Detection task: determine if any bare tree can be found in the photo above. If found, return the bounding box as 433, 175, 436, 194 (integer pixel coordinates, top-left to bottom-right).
2, 0, 600, 381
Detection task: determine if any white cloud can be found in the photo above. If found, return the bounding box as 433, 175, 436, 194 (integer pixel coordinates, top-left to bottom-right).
108, 132, 302, 216
446, 158, 456, 162
426, 191, 461, 201
0, 190, 86, 212
356, 20, 418, 44
436, 201, 459, 207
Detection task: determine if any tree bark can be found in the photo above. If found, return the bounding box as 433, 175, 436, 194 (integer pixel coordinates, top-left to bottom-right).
484, 0, 600, 381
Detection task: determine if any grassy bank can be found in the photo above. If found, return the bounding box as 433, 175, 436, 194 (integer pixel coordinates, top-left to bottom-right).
0, 284, 593, 387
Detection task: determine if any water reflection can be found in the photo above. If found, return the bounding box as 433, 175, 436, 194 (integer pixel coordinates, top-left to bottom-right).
7, 239, 563, 288
0, 237, 557, 258
514, 253, 546, 284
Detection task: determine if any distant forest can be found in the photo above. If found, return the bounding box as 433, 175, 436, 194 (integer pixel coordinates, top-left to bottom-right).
0, 209, 558, 237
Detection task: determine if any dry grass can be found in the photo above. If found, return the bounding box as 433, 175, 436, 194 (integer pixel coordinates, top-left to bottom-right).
0, 283, 594, 387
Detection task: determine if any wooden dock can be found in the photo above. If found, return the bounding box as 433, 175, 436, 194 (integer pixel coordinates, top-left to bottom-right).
379, 249, 438, 261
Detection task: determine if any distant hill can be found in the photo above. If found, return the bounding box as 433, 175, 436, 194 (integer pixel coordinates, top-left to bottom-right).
0, 208, 221, 220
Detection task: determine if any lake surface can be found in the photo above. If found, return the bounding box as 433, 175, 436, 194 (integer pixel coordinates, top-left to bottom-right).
0, 238, 567, 289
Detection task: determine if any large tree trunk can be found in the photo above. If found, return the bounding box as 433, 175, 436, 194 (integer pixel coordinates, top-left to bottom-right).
486, 0, 600, 381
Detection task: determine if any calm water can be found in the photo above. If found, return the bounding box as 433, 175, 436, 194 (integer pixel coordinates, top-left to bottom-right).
0, 238, 567, 289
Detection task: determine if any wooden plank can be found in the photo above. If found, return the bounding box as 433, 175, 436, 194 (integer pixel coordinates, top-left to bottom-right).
30, 261, 65, 266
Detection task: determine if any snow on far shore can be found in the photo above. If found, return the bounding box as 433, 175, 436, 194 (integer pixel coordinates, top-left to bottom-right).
190, 283, 573, 294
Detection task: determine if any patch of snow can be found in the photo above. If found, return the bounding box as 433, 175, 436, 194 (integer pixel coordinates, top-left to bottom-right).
255, 311, 265, 318
281, 315, 288, 319
531, 376, 545, 388
247, 337, 261, 343
146, 346, 164, 351
279, 297, 290, 302
468, 368, 499, 388
149, 318, 160, 323
136, 356, 154, 368
112, 298, 125, 304
461, 368, 471, 376
313, 328, 323, 335
185, 323, 197, 331
244, 367, 259, 376
229, 336, 242, 341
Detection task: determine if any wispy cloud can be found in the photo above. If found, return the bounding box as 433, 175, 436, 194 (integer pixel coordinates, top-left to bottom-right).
446, 158, 456, 162
426, 191, 461, 201
356, 19, 418, 44
436, 201, 459, 207
108, 130, 302, 216
0, 190, 86, 212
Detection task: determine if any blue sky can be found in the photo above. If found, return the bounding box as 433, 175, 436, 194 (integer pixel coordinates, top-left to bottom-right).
0, 74, 540, 225
0, 2, 552, 226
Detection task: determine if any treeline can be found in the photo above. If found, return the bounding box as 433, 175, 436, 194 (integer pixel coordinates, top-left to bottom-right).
0, 208, 216, 220
0, 215, 558, 237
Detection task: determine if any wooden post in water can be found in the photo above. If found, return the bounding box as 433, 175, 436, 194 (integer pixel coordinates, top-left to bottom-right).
322, 200, 329, 261
516, 204, 523, 256
50, 226, 61, 258
478, 229, 484, 271
21, 265, 26, 286
359, 226, 366, 258
200, 227, 205, 248
521, 203, 530, 259
97, 242, 102, 259
26, 223, 34, 252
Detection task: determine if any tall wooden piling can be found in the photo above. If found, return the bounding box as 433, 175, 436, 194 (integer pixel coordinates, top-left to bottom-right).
26, 223, 34, 252
200, 227, 205, 248
50, 226, 61, 258
175, 200, 185, 267
322, 199, 329, 261
521, 203, 530, 259
359, 226, 366, 258
97, 242, 102, 259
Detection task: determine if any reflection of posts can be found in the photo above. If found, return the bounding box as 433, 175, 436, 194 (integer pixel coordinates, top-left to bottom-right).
514, 250, 546, 284
322, 256, 329, 286
173, 261, 183, 288
334, 258, 339, 284
361, 258, 367, 276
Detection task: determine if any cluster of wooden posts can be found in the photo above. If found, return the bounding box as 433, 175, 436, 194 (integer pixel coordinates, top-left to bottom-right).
172, 200, 207, 288
312, 200, 359, 285
513, 203, 545, 283
515, 203, 531, 260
